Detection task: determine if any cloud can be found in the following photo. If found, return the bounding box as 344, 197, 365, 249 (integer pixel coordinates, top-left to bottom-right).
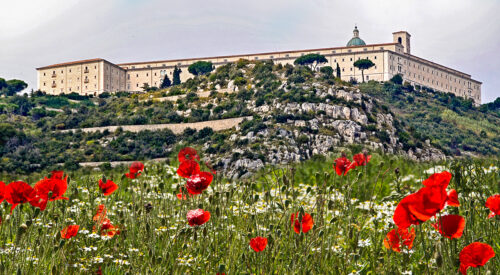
0, 0, 498, 102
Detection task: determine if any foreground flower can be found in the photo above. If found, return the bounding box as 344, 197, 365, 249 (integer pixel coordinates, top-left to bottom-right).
4, 181, 36, 213
384, 227, 415, 252
393, 171, 457, 229
334, 157, 352, 176
0, 181, 5, 204
187, 209, 211, 226
93, 205, 107, 224
249, 236, 268, 252
61, 225, 80, 239
178, 147, 200, 163
432, 214, 465, 239
350, 153, 371, 168
177, 160, 200, 178
98, 179, 118, 196
30, 172, 69, 210
186, 172, 213, 195
459, 242, 495, 274
485, 194, 500, 218
291, 212, 314, 234
125, 161, 144, 179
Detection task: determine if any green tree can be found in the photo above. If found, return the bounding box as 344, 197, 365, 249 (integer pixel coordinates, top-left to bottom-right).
0, 123, 17, 146
294, 54, 328, 70
188, 61, 214, 76
1, 79, 28, 96
320, 66, 333, 77
173, 66, 182, 86
0, 78, 7, 90
160, 74, 171, 89
336, 63, 341, 78
390, 74, 403, 85
353, 59, 375, 83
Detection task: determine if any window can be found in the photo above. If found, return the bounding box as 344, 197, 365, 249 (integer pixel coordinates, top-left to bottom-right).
350, 68, 352, 71
348, 50, 352, 53
374, 56, 377, 59
270, 56, 274, 59
254, 57, 258, 60
136, 74, 139, 77
342, 58, 344, 62
127, 74, 130, 80
61, 80, 63, 83
94, 66, 96, 69
366, 76, 369, 80
363, 48, 367, 51
146, 73, 149, 76
342, 68, 345, 72
380, 47, 384, 50
69, 69, 71, 73
154, 73, 156, 76
285, 54, 289, 57
136, 83, 139, 87
43, 82, 45, 86
332, 50, 336, 53
132, 66, 135, 69
43, 73, 46, 76
350, 58, 352, 61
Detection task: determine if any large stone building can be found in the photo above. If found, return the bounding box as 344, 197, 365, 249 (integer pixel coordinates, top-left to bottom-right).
36, 27, 482, 104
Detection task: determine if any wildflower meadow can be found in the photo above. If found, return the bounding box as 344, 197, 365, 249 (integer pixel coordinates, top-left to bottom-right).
0, 147, 498, 274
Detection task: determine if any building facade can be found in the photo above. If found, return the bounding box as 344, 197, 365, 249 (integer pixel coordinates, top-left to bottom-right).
36, 27, 482, 104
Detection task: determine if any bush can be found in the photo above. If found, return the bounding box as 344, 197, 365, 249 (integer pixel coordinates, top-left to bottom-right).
390, 74, 403, 85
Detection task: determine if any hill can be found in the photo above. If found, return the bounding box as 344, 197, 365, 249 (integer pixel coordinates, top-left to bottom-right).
0, 59, 499, 175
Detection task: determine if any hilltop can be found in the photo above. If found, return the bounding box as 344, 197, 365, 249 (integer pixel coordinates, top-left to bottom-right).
0, 59, 499, 175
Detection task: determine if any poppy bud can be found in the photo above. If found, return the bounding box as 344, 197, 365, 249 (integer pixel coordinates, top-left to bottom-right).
26, 219, 32, 227
218, 264, 226, 273
281, 185, 287, 193
215, 207, 220, 217
203, 227, 208, 237
434, 250, 443, 267
395, 168, 400, 175
318, 230, 324, 237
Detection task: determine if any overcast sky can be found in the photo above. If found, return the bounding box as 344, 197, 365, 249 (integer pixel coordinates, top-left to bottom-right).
1, 0, 499, 103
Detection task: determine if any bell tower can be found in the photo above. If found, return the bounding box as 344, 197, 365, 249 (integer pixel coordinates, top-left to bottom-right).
393, 31, 411, 54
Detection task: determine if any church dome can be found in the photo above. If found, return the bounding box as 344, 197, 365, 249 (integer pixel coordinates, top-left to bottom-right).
346, 26, 366, 47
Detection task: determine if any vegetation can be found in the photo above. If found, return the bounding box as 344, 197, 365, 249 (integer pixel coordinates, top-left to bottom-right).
160, 75, 171, 89
0, 78, 27, 96
0, 151, 497, 274
188, 61, 214, 76
294, 54, 328, 70
353, 59, 375, 83
173, 66, 182, 86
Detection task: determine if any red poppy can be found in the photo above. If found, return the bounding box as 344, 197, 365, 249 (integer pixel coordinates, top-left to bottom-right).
60, 225, 80, 239
0, 181, 6, 204
186, 209, 211, 226
177, 160, 200, 178
4, 181, 36, 213
446, 189, 460, 207
459, 242, 495, 275
485, 194, 500, 218
422, 171, 452, 188
249, 236, 268, 252
125, 161, 144, 179
334, 157, 353, 176
291, 212, 314, 234
178, 147, 200, 163
432, 214, 465, 239
29, 173, 69, 210
51, 170, 65, 180
350, 153, 371, 168
384, 227, 415, 252
98, 179, 118, 196
393, 193, 423, 229
99, 219, 121, 237
185, 172, 213, 195
93, 205, 108, 225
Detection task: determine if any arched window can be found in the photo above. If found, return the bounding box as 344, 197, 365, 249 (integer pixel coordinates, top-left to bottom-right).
398, 37, 402, 44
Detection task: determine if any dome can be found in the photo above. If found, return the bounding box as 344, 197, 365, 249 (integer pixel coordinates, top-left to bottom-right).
347, 37, 366, 47
346, 26, 366, 47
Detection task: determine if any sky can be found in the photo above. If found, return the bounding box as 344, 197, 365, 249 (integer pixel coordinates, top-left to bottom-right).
0, 0, 499, 103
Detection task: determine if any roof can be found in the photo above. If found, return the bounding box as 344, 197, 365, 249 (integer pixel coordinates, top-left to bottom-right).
116, 42, 398, 66
36, 58, 106, 70
347, 37, 366, 47
392, 31, 411, 36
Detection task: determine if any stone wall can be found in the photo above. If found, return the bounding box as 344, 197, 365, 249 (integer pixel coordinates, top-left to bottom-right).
60, 116, 253, 134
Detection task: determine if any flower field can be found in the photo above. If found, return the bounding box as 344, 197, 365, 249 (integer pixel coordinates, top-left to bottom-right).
0, 149, 498, 274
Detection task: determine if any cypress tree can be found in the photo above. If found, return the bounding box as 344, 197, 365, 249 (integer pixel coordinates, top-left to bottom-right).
160, 74, 171, 89
336, 63, 341, 79
173, 66, 182, 86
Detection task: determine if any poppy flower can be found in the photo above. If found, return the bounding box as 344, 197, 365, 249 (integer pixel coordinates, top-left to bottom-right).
249, 236, 268, 252
459, 242, 495, 275
60, 225, 80, 239
0, 181, 6, 204
93, 204, 108, 225
177, 160, 200, 178
51, 170, 65, 180
125, 161, 144, 179
29, 173, 69, 210
432, 214, 465, 239
291, 212, 314, 234
350, 153, 371, 168
186, 209, 211, 226
178, 147, 200, 162
334, 157, 353, 176
185, 172, 213, 195
393, 193, 423, 229
446, 189, 460, 207
4, 181, 36, 213
384, 227, 415, 252
99, 219, 121, 237
485, 194, 500, 218
98, 179, 118, 196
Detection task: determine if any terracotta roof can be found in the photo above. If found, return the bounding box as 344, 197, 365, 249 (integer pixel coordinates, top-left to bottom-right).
36, 58, 106, 70
116, 43, 399, 66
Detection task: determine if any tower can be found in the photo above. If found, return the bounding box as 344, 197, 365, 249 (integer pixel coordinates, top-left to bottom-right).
393, 31, 411, 54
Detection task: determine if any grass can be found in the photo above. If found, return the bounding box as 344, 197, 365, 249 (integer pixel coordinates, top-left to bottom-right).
0, 153, 498, 274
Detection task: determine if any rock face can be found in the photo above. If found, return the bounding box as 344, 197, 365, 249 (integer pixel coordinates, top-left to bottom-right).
208, 84, 445, 178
